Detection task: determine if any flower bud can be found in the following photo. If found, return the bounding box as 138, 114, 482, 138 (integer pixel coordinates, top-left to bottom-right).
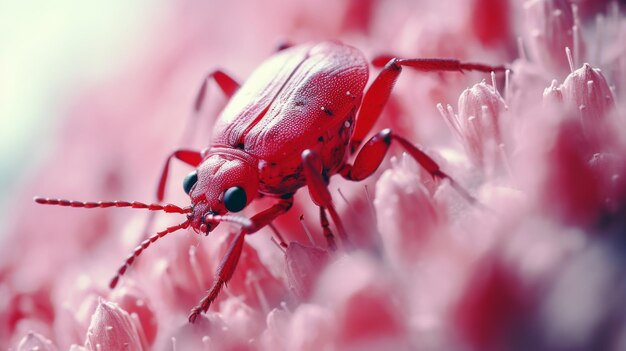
524, 0, 584, 76
85, 299, 144, 351
560, 63, 615, 127
441, 81, 506, 172
543, 63, 616, 149
109, 285, 157, 346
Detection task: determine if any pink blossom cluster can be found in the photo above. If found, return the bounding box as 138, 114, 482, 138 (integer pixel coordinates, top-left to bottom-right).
2, 0, 626, 350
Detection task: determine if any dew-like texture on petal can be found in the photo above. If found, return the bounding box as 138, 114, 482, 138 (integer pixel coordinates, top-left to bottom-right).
53, 296, 98, 350
559, 64, 617, 146
84, 300, 144, 351
109, 286, 157, 346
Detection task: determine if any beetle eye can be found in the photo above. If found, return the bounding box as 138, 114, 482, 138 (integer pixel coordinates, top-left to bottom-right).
224, 186, 247, 212
183, 171, 198, 195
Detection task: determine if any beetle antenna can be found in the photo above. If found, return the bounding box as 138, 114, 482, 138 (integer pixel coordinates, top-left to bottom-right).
109, 219, 191, 289
33, 197, 192, 214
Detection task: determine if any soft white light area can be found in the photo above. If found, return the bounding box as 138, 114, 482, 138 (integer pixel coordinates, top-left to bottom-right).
0, 0, 158, 235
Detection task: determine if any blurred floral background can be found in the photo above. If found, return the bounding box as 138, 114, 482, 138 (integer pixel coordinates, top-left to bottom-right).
2, 0, 626, 350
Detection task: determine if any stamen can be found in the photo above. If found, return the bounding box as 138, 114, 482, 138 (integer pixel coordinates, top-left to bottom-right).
505, 69, 511, 104
299, 215, 316, 246
364, 185, 377, 224
270, 236, 287, 253
565, 47, 575, 73
438, 103, 463, 141
268, 223, 288, 249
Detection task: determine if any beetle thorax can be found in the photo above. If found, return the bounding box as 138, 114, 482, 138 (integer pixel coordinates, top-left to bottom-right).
188, 149, 259, 232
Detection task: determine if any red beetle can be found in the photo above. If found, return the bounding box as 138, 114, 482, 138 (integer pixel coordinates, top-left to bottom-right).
36, 41, 503, 322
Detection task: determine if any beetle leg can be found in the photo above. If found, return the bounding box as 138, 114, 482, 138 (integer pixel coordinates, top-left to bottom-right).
158, 70, 239, 201
188, 197, 293, 323
188, 231, 244, 323
350, 57, 505, 153
341, 129, 478, 205
301, 150, 352, 249
193, 70, 240, 113
156, 149, 203, 201
180, 70, 241, 145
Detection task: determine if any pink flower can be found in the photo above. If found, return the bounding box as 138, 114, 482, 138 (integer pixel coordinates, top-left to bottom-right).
3, 0, 626, 350
523, 0, 585, 76
439, 80, 507, 173
537, 62, 623, 227
544, 63, 617, 148
84, 299, 145, 351
109, 285, 158, 346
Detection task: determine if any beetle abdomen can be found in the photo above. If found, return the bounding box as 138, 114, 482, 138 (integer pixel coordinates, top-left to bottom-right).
213, 41, 368, 162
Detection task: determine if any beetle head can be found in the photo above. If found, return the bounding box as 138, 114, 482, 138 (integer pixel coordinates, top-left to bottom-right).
184, 153, 259, 233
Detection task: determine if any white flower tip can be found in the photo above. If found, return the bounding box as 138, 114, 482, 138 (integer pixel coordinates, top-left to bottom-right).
85, 299, 143, 351
565, 47, 574, 72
